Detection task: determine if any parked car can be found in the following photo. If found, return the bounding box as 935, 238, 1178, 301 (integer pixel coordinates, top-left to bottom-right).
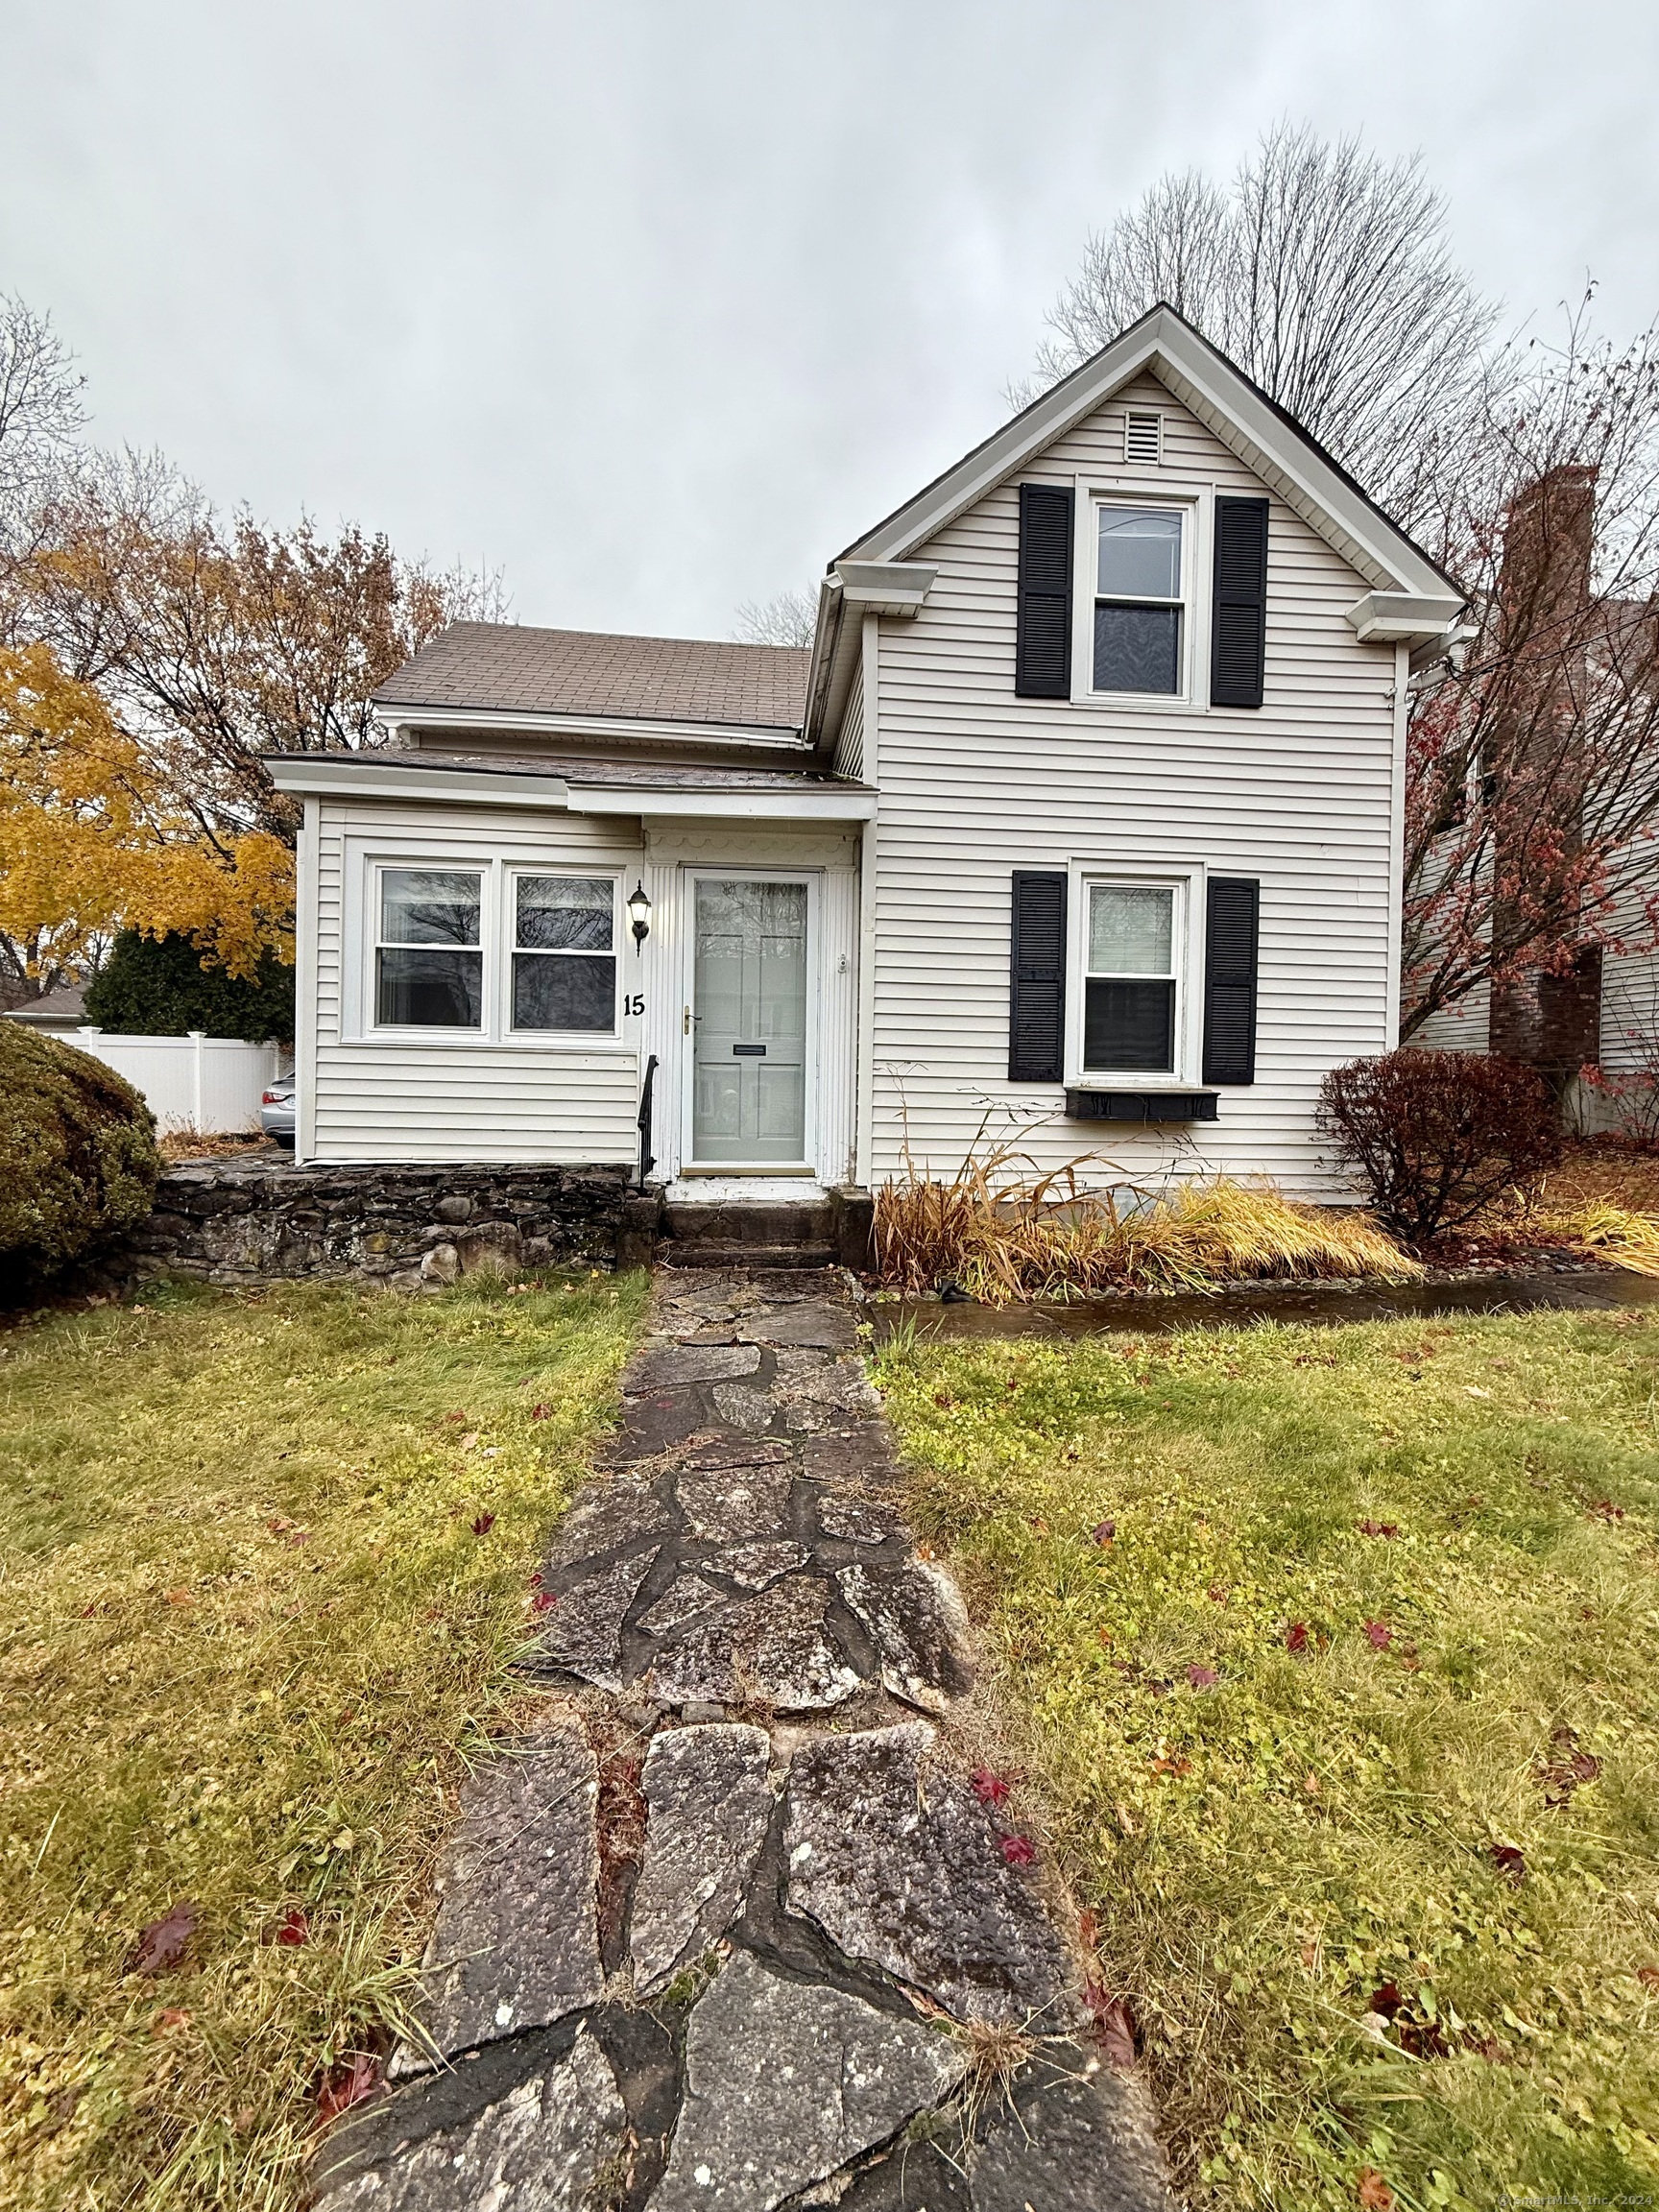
260, 1076, 296, 1147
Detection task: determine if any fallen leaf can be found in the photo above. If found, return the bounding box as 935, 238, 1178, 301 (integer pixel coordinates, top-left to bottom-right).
1150, 1753, 1193, 1778
1186, 1664, 1219, 1690
131, 1899, 200, 1976
1286, 1621, 1310, 1654
275, 1909, 309, 1947
1369, 1983, 1404, 2019
1078, 1908, 1099, 1948
1364, 1621, 1393, 1650
458, 1431, 479, 1452
1083, 1979, 1138, 2071
1093, 1520, 1117, 1547
1357, 2168, 1395, 2210
1026, 1515, 1049, 1534
971, 1767, 1011, 1806
531, 1593, 557, 1614
151, 2007, 191, 2035
1207, 1582, 1229, 1603
471, 1513, 495, 1536
164, 1588, 193, 1607
1591, 1499, 1625, 1523
317, 2053, 381, 2128
1303, 1770, 1322, 1795
932, 1393, 957, 1410
1491, 1842, 1527, 1886
1358, 1520, 1400, 1538
1636, 1966, 1659, 1991
530, 1404, 553, 1421
999, 1834, 1036, 1867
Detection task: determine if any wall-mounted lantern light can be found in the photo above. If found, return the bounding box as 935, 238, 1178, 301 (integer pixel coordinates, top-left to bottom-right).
627, 881, 652, 953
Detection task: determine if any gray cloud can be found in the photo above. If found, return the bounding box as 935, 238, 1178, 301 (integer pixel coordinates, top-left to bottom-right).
1, 0, 1653, 635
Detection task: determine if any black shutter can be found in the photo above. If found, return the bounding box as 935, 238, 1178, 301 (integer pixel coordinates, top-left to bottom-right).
1008, 871, 1068, 1082
1015, 484, 1073, 698
1210, 495, 1269, 709
1202, 878, 1259, 1085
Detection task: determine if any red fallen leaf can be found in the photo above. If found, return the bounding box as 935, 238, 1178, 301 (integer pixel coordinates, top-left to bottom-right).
528, 1570, 544, 1588
531, 1593, 557, 1614
1368, 1981, 1404, 2020
1207, 1582, 1229, 1603
999, 1834, 1036, 1867
276, 1909, 309, 1947
131, 1899, 200, 1976
1491, 1842, 1527, 1886
1186, 1664, 1219, 1689
530, 1404, 553, 1421
471, 1513, 495, 1536
1364, 1620, 1393, 1650
1637, 1965, 1659, 1990
317, 2052, 381, 2128
287, 1531, 310, 1547
1357, 2169, 1395, 2211
971, 1767, 1011, 1806
1150, 1753, 1193, 1777
1078, 1908, 1099, 1948
152, 2006, 191, 2035
164, 1588, 193, 1606
1286, 1622, 1310, 1654
1591, 1499, 1625, 1522
1092, 1520, 1117, 1547
1083, 1978, 1138, 2071
444, 1410, 468, 1424
1358, 1520, 1400, 1538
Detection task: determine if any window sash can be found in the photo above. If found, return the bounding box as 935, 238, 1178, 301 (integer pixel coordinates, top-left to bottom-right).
373, 868, 484, 1029
509, 872, 618, 1035
1079, 879, 1183, 1077
1092, 500, 1187, 697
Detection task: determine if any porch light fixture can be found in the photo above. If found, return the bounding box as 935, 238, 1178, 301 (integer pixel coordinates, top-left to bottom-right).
627, 880, 652, 952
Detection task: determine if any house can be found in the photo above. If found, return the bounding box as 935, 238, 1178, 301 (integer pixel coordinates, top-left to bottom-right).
267, 304, 1465, 1221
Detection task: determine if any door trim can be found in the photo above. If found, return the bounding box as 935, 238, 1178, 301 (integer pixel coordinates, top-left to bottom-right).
681, 866, 820, 1175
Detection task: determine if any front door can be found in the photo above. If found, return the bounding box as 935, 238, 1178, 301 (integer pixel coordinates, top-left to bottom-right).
689, 876, 810, 1166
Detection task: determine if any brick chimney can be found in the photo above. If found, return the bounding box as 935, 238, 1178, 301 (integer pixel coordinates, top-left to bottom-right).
1487, 466, 1602, 1084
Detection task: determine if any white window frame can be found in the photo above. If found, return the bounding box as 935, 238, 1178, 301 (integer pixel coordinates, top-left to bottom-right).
504, 867, 623, 1044
1070, 480, 1211, 709
1065, 861, 1204, 1088
368, 859, 491, 1040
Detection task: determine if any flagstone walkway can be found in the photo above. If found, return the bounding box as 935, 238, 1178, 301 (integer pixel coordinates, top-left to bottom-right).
313, 1267, 1173, 2211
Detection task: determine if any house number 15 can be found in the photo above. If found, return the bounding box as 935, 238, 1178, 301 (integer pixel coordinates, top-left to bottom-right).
623, 994, 645, 1017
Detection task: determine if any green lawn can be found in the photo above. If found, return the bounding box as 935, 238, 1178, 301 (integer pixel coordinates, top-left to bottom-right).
0, 1268, 647, 2212
876, 1308, 1659, 2212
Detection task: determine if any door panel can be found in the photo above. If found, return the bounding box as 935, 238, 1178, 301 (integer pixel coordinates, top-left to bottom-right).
692, 878, 808, 1164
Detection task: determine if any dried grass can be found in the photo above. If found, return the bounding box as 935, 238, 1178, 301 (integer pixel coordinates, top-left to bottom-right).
1564, 1199, 1659, 1277
873, 1144, 1419, 1304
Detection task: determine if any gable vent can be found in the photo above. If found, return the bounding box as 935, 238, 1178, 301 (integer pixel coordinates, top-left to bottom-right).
1124, 411, 1164, 465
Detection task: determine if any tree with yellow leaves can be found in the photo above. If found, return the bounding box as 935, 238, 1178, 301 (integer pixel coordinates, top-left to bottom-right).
0, 641, 293, 994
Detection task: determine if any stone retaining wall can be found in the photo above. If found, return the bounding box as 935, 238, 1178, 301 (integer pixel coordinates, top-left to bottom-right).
123, 1159, 631, 1289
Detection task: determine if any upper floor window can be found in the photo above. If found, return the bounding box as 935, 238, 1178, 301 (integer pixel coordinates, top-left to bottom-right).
512, 875, 617, 1032
375, 868, 483, 1027
1093, 504, 1184, 696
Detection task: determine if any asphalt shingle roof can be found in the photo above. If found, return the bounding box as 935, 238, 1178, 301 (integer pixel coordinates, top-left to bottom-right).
373, 622, 811, 733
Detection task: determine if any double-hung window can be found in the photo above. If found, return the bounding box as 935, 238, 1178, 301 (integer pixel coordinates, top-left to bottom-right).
512, 875, 617, 1033
375, 869, 484, 1027
1082, 880, 1180, 1074
1093, 504, 1185, 695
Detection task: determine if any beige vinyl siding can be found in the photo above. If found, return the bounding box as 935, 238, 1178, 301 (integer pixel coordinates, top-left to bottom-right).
868, 371, 1400, 1198
311, 798, 643, 1165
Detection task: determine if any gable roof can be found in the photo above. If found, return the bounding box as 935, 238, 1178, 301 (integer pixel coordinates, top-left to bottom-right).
373, 621, 811, 734
838, 301, 1461, 604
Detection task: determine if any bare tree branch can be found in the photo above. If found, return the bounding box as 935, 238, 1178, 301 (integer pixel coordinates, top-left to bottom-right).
733, 588, 817, 648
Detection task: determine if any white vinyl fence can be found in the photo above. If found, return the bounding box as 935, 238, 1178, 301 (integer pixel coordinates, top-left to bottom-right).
63, 1029, 291, 1136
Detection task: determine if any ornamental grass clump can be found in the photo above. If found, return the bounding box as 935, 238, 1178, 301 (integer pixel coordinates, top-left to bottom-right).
873, 1144, 1416, 1303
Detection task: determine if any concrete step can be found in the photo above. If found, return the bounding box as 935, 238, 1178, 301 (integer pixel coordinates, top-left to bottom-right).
662, 1199, 834, 1247
659, 1240, 838, 1272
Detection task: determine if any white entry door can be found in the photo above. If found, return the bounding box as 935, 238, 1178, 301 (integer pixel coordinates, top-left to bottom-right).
689, 875, 811, 1166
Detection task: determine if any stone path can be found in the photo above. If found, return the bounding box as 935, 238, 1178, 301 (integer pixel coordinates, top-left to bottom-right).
312, 1268, 1173, 2211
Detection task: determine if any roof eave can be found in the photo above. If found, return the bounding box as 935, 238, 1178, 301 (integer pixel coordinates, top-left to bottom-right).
368, 700, 808, 750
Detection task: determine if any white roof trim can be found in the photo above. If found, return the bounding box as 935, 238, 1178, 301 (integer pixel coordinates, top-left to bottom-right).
369, 702, 807, 749
567, 785, 877, 822
842, 303, 1462, 606
268, 757, 572, 808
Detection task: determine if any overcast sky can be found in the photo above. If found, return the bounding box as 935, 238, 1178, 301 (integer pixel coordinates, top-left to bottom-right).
3, 0, 1655, 640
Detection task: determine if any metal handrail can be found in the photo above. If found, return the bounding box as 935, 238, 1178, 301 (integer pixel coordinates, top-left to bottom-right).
637, 1053, 659, 1185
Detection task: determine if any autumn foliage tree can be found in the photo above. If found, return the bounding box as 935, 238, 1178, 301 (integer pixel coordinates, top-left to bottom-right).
0, 640, 296, 996
1400, 314, 1659, 1051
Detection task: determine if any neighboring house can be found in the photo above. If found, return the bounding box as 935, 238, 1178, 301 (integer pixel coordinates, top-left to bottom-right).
1, 983, 89, 1033
269, 303, 1463, 1205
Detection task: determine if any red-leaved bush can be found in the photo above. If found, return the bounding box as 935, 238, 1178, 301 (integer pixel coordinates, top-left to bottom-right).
1317, 1048, 1560, 1248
